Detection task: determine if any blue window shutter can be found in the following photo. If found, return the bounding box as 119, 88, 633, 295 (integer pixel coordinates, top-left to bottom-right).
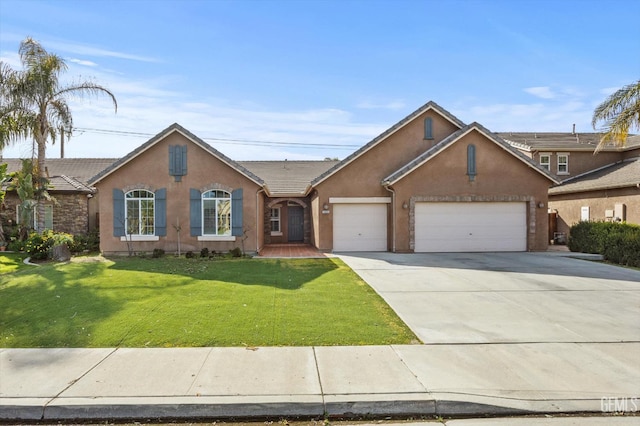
169, 146, 176, 175
181, 145, 187, 175
231, 188, 243, 237
424, 117, 433, 140
113, 189, 125, 237
169, 145, 187, 181
467, 144, 477, 181
190, 188, 202, 236
155, 188, 167, 236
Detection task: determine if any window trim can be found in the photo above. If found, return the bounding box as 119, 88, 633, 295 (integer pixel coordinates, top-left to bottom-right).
197, 235, 236, 242
201, 189, 232, 236
557, 152, 569, 175
120, 235, 160, 242
270, 207, 282, 236
539, 152, 551, 171
125, 189, 155, 236
16, 204, 53, 230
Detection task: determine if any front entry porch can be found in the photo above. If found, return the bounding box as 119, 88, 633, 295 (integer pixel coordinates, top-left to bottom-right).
258, 244, 327, 258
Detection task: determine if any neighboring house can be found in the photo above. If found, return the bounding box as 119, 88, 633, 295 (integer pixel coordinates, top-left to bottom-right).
548, 156, 640, 237
500, 132, 640, 181
1, 158, 117, 235
87, 101, 558, 254
502, 133, 640, 239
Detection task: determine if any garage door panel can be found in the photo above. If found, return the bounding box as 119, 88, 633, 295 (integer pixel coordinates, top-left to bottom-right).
415, 202, 526, 252
333, 204, 387, 251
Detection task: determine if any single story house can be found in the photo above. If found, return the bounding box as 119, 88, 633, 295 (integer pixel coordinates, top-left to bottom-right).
86, 101, 559, 254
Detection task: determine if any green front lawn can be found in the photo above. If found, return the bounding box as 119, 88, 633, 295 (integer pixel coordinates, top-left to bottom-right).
0, 256, 417, 348
0, 253, 30, 275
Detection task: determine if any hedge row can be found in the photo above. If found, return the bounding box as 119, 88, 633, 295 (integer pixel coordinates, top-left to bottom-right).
568, 221, 640, 267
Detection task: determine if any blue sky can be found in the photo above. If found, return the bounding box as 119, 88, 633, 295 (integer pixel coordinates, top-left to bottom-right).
1, 0, 639, 160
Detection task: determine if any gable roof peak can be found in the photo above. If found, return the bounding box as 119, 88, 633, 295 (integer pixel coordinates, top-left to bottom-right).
311, 100, 466, 186
88, 123, 264, 186
382, 121, 559, 186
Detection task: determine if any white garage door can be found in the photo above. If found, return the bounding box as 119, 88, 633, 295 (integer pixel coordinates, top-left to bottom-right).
415, 202, 526, 252
333, 204, 387, 251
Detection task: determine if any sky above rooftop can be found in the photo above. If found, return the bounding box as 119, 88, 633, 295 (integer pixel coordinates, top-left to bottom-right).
1, 0, 638, 161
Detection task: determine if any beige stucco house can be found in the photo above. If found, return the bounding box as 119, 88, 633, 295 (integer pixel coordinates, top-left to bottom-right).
504, 133, 640, 239
85, 101, 558, 254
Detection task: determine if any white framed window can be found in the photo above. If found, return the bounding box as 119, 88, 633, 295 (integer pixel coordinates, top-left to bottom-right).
557, 153, 569, 174
270, 207, 281, 235
16, 204, 53, 230
202, 190, 231, 236
125, 189, 155, 235
539, 153, 551, 171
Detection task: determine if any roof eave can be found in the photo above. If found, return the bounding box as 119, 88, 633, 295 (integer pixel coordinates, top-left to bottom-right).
550, 182, 638, 195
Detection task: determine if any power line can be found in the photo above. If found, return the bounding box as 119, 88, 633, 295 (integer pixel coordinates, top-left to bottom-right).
74, 127, 362, 150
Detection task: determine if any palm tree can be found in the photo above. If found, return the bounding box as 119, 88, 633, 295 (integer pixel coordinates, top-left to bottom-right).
0, 37, 117, 231
592, 80, 640, 152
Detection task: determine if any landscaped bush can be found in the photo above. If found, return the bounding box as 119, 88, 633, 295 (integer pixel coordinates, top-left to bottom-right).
569, 221, 640, 267
70, 229, 100, 253
24, 230, 74, 260
568, 221, 624, 254
200, 247, 209, 258
602, 226, 640, 267
229, 247, 242, 258
152, 248, 165, 258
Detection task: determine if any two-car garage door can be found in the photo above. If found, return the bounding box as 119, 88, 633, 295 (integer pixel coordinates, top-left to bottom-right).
414, 202, 527, 252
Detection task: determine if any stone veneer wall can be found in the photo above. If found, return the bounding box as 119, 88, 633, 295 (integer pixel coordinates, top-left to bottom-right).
2, 192, 90, 236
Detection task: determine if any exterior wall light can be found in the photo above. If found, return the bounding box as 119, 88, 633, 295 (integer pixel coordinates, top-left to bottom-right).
402, 202, 408, 209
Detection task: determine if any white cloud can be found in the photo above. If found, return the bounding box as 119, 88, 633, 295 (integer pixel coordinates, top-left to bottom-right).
457, 99, 593, 133
356, 100, 406, 110
524, 86, 556, 99
45, 39, 159, 63
68, 58, 98, 67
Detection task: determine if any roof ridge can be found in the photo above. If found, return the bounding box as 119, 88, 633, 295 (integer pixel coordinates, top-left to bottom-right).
60, 174, 92, 192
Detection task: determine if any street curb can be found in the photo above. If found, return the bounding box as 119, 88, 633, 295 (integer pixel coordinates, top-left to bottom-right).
1, 396, 611, 421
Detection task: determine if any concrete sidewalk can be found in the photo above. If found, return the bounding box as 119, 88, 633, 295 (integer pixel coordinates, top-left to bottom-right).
2, 344, 638, 421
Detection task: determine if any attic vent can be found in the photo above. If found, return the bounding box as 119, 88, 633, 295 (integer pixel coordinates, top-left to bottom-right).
169, 145, 187, 182
424, 117, 433, 140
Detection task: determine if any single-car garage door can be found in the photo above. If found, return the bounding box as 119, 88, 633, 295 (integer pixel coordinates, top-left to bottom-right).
333, 204, 387, 251
415, 202, 526, 252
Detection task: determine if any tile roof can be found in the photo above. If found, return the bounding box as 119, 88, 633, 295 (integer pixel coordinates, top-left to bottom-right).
311, 100, 466, 186
549, 156, 640, 195
239, 160, 338, 196
2, 158, 118, 193
88, 123, 264, 186
2, 158, 117, 181
383, 122, 560, 186
499, 132, 640, 151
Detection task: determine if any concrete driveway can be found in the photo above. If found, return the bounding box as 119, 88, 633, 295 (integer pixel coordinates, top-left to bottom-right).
335, 252, 640, 414
337, 252, 640, 344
